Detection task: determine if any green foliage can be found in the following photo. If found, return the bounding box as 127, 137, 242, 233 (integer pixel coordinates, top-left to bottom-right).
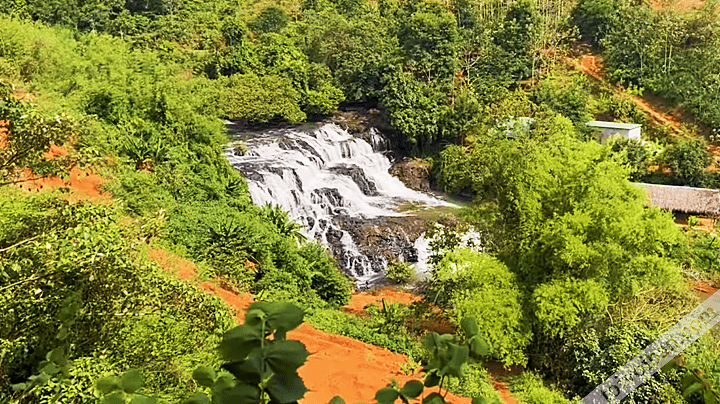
443, 363, 502, 402
0, 83, 75, 183
492, 0, 541, 80
687, 231, 720, 276
532, 278, 609, 338
0, 192, 234, 403
380, 69, 444, 150
606, 136, 654, 181
306, 306, 424, 358
688, 216, 700, 228
385, 261, 414, 284
532, 72, 591, 125
508, 372, 575, 404
584, 0, 720, 134
572, 0, 618, 45
398, 3, 460, 83
663, 354, 720, 404
221, 73, 306, 123
437, 145, 472, 194
249, 6, 289, 34
663, 138, 711, 187
430, 249, 531, 366
95, 369, 159, 404
566, 325, 685, 403
304, 11, 399, 101
372, 316, 494, 404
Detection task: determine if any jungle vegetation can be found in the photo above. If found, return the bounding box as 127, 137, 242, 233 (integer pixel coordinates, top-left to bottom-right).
1, 0, 720, 402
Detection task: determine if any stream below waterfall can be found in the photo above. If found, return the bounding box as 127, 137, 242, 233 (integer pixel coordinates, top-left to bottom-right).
226, 122, 451, 288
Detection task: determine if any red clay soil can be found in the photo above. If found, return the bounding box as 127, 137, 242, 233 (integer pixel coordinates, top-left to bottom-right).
343, 288, 421, 313
7, 141, 110, 203
14, 166, 109, 203
691, 280, 720, 302
148, 250, 476, 403
569, 54, 686, 135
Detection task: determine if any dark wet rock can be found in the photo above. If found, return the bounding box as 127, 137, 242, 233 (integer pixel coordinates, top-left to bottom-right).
335, 215, 427, 265
389, 158, 431, 192
312, 188, 344, 207
329, 165, 378, 196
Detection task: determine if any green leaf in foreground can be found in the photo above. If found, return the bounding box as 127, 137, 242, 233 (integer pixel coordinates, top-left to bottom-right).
400, 380, 424, 398
423, 392, 447, 404
461, 317, 479, 337
183, 393, 211, 404
101, 391, 127, 404
219, 325, 263, 361
192, 366, 217, 388
129, 396, 159, 404
375, 386, 399, 404
120, 369, 144, 393
266, 373, 308, 403
96, 376, 122, 395
264, 340, 310, 375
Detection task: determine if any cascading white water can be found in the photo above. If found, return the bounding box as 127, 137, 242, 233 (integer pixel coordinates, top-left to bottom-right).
226, 123, 448, 287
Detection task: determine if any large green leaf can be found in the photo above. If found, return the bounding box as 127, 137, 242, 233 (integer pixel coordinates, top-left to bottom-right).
422, 392, 447, 404
247, 302, 305, 334
212, 374, 236, 397
183, 393, 211, 404
223, 356, 264, 385
375, 387, 399, 404
121, 369, 144, 394
40, 362, 60, 376
47, 347, 68, 367
400, 380, 424, 399
192, 366, 216, 388
460, 317, 479, 338
442, 344, 468, 377
219, 325, 263, 361
215, 383, 262, 404
469, 336, 489, 358
424, 371, 440, 387
704, 390, 719, 404
96, 376, 122, 395
129, 396, 159, 404
266, 372, 308, 403
101, 391, 127, 404
264, 340, 310, 375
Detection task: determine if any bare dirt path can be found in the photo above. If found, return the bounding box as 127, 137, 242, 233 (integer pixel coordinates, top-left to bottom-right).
566, 52, 686, 135
149, 250, 485, 404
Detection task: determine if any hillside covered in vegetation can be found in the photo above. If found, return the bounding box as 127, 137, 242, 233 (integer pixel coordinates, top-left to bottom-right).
1, 0, 720, 402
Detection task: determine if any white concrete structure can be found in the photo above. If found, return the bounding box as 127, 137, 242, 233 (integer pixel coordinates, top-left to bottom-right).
586, 121, 642, 143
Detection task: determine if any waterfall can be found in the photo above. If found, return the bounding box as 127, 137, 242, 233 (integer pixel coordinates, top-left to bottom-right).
226, 123, 449, 288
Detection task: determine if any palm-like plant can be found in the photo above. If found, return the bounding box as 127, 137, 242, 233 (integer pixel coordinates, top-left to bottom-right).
260, 203, 307, 245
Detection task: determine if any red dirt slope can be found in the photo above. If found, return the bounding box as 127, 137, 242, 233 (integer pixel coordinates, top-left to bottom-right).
148, 249, 474, 404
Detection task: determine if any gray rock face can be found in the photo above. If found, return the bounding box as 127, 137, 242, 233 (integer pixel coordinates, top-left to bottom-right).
334, 215, 427, 275
329, 165, 378, 196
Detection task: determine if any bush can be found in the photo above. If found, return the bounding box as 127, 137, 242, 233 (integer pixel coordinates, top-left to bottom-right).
386, 261, 415, 283
664, 139, 711, 187
566, 325, 684, 402
688, 216, 700, 227
572, 0, 618, 45
431, 249, 531, 366
509, 372, 575, 404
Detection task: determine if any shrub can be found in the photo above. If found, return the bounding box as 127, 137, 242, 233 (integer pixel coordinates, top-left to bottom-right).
386, 261, 415, 284
509, 372, 575, 404
664, 139, 711, 187
431, 249, 531, 366
688, 216, 700, 227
